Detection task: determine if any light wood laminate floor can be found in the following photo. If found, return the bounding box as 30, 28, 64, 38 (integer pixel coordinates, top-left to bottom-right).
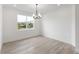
1, 36, 75, 54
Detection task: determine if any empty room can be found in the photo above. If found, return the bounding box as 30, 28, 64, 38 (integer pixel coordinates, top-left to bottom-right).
0, 4, 79, 54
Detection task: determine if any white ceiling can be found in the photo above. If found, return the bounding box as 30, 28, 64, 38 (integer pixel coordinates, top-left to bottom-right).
3, 4, 72, 14
15, 4, 58, 13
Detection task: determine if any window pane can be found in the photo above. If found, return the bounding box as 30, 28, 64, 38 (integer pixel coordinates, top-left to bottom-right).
27, 16, 34, 22
17, 14, 26, 30
17, 23, 26, 29
27, 22, 33, 29
17, 15, 26, 22
26, 16, 34, 29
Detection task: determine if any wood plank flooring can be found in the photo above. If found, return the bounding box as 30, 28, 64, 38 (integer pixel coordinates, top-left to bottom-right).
1, 36, 75, 54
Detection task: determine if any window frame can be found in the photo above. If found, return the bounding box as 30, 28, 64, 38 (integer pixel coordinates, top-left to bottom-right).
17, 14, 35, 31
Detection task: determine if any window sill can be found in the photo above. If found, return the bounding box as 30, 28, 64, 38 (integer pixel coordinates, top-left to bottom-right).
17, 28, 35, 31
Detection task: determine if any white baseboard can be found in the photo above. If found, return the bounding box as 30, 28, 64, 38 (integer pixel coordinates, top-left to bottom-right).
3, 35, 41, 44
42, 34, 75, 47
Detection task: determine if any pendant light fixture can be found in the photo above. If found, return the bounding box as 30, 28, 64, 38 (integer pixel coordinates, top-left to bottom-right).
33, 4, 42, 19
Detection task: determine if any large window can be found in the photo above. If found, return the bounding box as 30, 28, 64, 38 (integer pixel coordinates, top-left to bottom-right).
17, 14, 34, 30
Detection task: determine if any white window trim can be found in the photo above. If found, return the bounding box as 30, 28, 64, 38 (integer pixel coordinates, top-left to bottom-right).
17, 14, 35, 31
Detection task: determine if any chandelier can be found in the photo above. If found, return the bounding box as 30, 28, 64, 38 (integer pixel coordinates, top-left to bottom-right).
33, 4, 42, 19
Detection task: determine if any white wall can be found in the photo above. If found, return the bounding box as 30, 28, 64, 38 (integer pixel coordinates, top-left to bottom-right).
75, 5, 79, 53
41, 5, 75, 46
71, 5, 76, 46
0, 5, 2, 52
3, 7, 41, 43
2, 5, 76, 47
